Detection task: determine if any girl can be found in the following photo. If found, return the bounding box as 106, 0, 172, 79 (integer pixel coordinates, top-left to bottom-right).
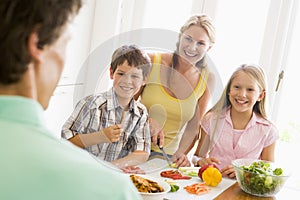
193, 64, 279, 178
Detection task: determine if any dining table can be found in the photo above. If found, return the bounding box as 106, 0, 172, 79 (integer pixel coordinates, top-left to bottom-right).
136, 158, 300, 200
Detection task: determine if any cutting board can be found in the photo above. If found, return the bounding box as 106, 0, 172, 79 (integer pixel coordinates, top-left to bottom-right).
137, 158, 236, 200
137, 158, 169, 174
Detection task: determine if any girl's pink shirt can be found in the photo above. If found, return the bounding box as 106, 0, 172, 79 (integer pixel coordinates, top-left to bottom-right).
201, 108, 279, 170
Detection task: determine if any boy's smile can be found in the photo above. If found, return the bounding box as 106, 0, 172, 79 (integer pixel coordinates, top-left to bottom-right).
111, 60, 145, 107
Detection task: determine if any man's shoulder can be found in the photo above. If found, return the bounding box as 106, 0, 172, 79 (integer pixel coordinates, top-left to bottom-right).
1, 126, 141, 199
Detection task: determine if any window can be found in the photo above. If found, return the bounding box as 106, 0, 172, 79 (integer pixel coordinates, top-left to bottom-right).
210, 0, 271, 83
142, 0, 194, 32
274, 1, 300, 165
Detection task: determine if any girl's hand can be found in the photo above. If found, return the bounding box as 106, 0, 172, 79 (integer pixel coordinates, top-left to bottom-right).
196, 157, 221, 167
100, 125, 122, 143
221, 165, 236, 179
172, 153, 191, 167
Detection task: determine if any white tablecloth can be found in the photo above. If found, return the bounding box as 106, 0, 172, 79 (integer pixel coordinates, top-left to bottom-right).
137, 158, 236, 200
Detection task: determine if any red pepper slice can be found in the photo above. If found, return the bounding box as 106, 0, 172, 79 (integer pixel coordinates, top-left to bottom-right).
160, 170, 192, 180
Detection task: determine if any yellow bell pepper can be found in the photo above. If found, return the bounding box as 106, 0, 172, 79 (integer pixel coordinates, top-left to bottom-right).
201, 166, 222, 187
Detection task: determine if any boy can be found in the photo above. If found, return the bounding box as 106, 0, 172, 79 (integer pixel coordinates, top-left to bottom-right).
62, 45, 151, 169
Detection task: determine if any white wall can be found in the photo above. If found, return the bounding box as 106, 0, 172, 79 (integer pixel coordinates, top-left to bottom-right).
44, 0, 96, 136
45, 0, 298, 139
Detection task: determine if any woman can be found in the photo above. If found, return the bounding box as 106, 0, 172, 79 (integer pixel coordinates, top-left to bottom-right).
136, 14, 216, 167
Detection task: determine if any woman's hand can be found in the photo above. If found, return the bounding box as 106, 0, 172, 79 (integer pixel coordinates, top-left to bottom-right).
149, 118, 164, 147
100, 124, 122, 143
172, 153, 191, 167
221, 165, 236, 179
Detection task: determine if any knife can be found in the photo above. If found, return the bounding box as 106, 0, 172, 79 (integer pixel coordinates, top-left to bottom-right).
157, 138, 173, 166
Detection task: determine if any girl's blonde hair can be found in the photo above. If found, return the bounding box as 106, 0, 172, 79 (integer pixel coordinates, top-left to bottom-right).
196, 64, 268, 157
173, 14, 216, 69
210, 63, 268, 119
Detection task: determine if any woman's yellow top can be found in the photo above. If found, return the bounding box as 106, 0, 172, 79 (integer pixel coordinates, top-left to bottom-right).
141, 53, 209, 155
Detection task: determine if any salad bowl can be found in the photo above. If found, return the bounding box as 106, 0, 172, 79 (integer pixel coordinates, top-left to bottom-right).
232, 158, 290, 197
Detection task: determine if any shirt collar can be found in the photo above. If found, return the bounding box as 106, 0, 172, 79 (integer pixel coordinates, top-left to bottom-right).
224, 107, 270, 129
106, 87, 120, 111
106, 88, 141, 117
0, 96, 45, 127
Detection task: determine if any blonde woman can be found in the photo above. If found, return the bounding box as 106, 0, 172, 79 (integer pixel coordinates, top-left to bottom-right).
136, 14, 216, 167
193, 64, 279, 178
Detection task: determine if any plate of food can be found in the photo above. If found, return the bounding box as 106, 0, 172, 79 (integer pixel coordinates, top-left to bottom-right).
129, 174, 171, 200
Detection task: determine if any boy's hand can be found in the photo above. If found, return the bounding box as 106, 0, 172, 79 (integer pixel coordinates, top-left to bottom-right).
100, 125, 122, 143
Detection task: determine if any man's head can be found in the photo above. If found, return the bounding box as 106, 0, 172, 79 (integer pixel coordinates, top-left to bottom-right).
0, 0, 82, 108
109, 45, 151, 104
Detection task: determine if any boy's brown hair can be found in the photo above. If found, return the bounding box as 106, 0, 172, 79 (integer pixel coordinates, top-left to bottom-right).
110, 45, 151, 78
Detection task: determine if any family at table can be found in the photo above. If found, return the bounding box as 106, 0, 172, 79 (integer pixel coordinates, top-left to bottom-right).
61, 13, 278, 178
0, 0, 279, 199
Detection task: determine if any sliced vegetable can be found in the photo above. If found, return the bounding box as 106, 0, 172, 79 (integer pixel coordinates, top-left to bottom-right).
170, 184, 180, 192
164, 179, 180, 192
184, 182, 211, 195
169, 163, 177, 168
178, 167, 199, 177
160, 170, 192, 180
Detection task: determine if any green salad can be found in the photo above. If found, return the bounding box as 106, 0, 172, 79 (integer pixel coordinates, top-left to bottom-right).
238, 161, 284, 195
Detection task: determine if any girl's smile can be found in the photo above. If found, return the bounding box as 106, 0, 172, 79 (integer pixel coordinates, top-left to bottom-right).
229, 71, 264, 114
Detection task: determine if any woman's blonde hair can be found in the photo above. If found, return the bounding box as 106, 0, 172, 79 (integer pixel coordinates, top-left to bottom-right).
210, 63, 268, 119
173, 14, 216, 69
179, 14, 215, 45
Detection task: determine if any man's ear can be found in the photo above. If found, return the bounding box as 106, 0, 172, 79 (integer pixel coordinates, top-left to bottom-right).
28, 32, 43, 62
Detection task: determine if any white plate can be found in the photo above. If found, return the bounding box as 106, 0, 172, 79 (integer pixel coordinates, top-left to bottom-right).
130, 174, 171, 200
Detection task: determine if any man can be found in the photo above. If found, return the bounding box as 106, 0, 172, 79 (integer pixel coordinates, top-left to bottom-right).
0, 0, 141, 199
